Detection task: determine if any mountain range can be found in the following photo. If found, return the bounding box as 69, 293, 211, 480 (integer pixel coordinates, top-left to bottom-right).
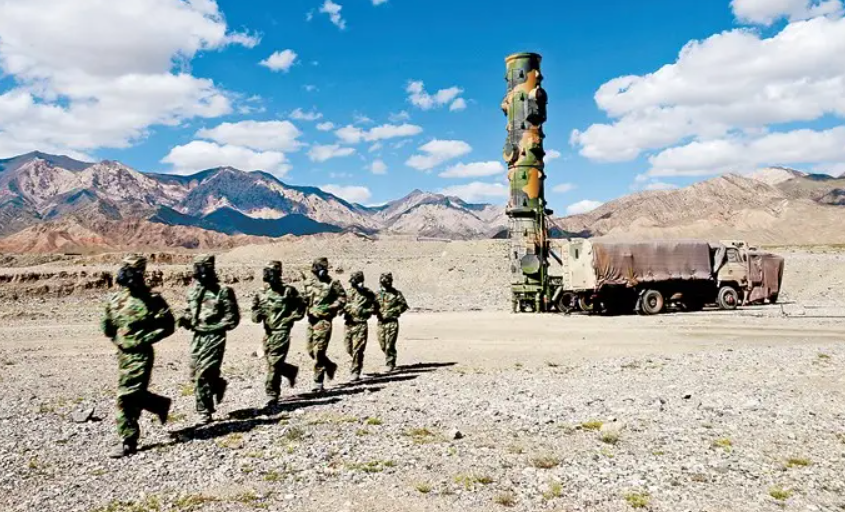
0, 152, 506, 252
557, 167, 845, 245
1, 152, 844, 253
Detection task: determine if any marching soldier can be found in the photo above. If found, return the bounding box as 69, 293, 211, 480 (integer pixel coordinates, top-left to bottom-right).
303, 257, 346, 392
343, 271, 376, 381
251, 261, 304, 406
101, 255, 174, 458
376, 272, 409, 372
178, 255, 240, 424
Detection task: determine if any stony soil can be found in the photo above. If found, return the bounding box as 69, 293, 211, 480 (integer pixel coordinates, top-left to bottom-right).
1, 241, 844, 512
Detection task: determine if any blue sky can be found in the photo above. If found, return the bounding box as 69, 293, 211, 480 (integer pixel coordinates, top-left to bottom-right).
1, 0, 843, 214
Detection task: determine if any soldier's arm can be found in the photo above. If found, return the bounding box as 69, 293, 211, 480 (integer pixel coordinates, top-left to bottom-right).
101, 300, 117, 341
281, 288, 306, 324
220, 287, 241, 331
250, 293, 264, 324
137, 294, 176, 346
329, 281, 347, 315
398, 291, 410, 315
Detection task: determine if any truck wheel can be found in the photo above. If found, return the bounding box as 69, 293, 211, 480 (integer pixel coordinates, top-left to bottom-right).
557, 292, 576, 314
578, 295, 594, 313
717, 286, 739, 310
640, 289, 664, 315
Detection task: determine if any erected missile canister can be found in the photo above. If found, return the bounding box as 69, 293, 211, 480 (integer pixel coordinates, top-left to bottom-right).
502, 52, 551, 312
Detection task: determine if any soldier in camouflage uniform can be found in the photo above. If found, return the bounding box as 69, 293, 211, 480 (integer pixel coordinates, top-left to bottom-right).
178, 255, 240, 424
101, 255, 174, 458
303, 257, 346, 392
343, 271, 376, 381
251, 261, 304, 406
376, 272, 409, 372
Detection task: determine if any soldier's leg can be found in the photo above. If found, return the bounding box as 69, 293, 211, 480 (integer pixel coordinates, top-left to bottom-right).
139, 391, 172, 424
344, 326, 354, 358
350, 323, 367, 377
377, 322, 387, 356
116, 394, 141, 447
385, 321, 399, 369
264, 335, 281, 401
312, 320, 335, 385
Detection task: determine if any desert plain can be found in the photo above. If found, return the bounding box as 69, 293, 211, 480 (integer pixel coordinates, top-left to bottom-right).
1, 236, 844, 512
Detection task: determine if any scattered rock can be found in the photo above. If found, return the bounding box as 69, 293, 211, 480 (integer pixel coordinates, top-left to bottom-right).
71, 406, 95, 423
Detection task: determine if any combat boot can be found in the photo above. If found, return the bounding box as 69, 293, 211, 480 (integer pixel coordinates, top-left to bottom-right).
108, 440, 137, 459
265, 395, 279, 408
326, 361, 338, 381
155, 397, 172, 425
349, 372, 361, 382
215, 378, 228, 405
198, 412, 213, 425
311, 382, 324, 393
287, 366, 299, 388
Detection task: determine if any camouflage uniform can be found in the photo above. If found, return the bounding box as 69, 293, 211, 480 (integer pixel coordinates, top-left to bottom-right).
376, 273, 409, 371
101, 255, 174, 455
343, 271, 376, 379
180, 255, 240, 420
304, 258, 346, 388
251, 261, 304, 402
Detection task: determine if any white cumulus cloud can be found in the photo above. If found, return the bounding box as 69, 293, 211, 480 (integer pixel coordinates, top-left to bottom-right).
335, 123, 422, 144
372, 0, 389, 5
162, 141, 290, 176
642, 181, 679, 191
545, 149, 563, 162
319, 0, 347, 30
732, 0, 842, 25
322, 184, 371, 204
440, 182, 508, 203
406, 80, 466, 112
289, 108, 322, 121
196, 120, 304, 152
0, 0, 257, 157
308, 144, 356, 162
552, 183, 576, 193
316, 121, 336, 131
438, 161, 504, 178
370, 159, 388, 174
260, 50, 298, 72
406, 140, 472, 171
571, 14, 845, 169
566, 200, 604, 216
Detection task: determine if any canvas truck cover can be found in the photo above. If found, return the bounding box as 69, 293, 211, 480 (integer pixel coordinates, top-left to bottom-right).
747, 251, 785, 303
592, 240, 714, 288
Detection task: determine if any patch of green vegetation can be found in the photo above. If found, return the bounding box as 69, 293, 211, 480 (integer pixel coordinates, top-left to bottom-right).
769, 486, 792, 501
786, 457, 811, 468
90, 468, 108, 477
355, 428, 369, 437
712, 438, 732, 452
263, 470, 282, 482
307, 413, 358, 425
545, 361, 560, 368
231, 490, 268, 507
216, 433, 244, 449
167, 413, 187, 423
415, 482, 433, 494
172, 494, 217, 511
365, 417, 383, 426
507, 444, 525, 455
91, 496, 162, 512
283, 426, 305, 442
624, 491, 651, 509
818, 353, 831, 360
346, 460, 396, 473
405, 427, 440, 444
514, 362, 524, 369
454, 473, 494, 490
493, 492, 516, 507
244, 450, 264, 459
529, 454, 560, 469
542, 481, 563, 501
179, 383, 194, 397
651, 450, 665, 456
581, 420, 604, 431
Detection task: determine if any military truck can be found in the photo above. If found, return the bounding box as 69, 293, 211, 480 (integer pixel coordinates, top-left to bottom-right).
551, 239, 784, 315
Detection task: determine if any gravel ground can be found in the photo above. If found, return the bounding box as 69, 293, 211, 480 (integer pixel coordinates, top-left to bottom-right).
1, 242, 844, 512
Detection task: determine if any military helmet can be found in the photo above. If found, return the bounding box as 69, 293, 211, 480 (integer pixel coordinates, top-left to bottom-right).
121, 254, 147, 272
264, 260, 282, 272
380, 272, 393, 281
194, 254, 215, 268
349, 270, 364, 284
311, 257, 329, 272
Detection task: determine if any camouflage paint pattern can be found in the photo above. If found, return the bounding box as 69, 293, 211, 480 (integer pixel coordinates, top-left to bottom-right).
182, 283, 240, 414
344, 282, 376, 376
252, 283, 304, 399
102, 284, 175, 443
304, 274, 347, 383
502, 52, 552, 312
376, 286, 409, 368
